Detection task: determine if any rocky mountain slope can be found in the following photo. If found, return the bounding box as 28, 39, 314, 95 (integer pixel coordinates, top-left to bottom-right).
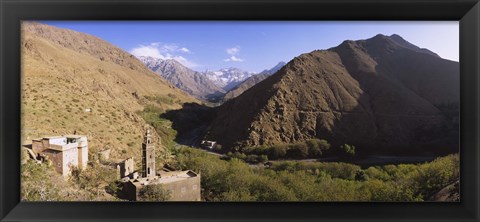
205, 34, 459, 154
21, 22, 197, 161
138, 56, 225, 101
222, 62, 286, 101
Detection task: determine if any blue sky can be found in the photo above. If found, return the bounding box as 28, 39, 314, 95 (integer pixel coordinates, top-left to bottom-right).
41, 21, 458, 73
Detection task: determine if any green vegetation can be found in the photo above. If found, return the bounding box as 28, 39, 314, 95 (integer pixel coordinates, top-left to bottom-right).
21, 161, 64, 201
138, 184, 172, 201
239, 139, 332, 160
339, 144, 356, 158
145, 94, 178, 106
70, 158, 118, 199
226, 152, 269, 164
135, 102, 458, 202
170, 147, 459, 201
21, 158, 120, 201
137, 105, 177, 150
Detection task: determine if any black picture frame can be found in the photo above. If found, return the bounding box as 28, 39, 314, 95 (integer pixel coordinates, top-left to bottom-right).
1, 0, 479, 221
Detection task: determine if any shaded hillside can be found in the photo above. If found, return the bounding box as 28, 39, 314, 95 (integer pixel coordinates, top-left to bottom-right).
139, 56, 225, 101
21, 22, 197, 162
389, 34, 440, 57
205, 34, 459, 154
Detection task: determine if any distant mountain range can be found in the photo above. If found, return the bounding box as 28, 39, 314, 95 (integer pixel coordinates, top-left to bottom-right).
139, 56, 286, 102
204, 34, 459, 155
202, 68, 256, 91
138, 56, 225, 101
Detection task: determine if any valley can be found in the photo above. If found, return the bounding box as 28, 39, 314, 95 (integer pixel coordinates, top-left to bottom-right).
20, 21, 460, 202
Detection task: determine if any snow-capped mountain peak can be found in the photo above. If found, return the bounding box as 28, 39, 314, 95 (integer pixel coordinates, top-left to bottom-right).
202, 68, 256, 91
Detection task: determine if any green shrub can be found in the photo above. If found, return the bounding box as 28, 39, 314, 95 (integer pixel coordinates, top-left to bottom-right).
171, 147, 458, 202
287, 142, 309, 159
258, 155, 269, 163
21, 161, 63, 201
145, 95, 175, 105
306, 139, 330, 157
245, 154, 259, 163
339, 144, 355, 158
354, 170, 368, 181
268, 144, 288, 159
138, 184, 171, 201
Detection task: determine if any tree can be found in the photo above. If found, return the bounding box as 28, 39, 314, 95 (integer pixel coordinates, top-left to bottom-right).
287, 142, 309, 159
306, 139, 331, 157
21, 160, 63, 201
258, 155, 269, 163
138, 184, 171, 201
268, 144, 288, 159
354, 170, 368, 181
339, 144, 355, 158
70, 160, 116, 198
245, 154, 259, 164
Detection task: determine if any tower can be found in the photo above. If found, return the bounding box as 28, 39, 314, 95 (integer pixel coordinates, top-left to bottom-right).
142, 128, 155, 178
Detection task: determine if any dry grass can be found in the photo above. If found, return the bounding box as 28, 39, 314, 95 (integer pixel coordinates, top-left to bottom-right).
21, 23, 197, 163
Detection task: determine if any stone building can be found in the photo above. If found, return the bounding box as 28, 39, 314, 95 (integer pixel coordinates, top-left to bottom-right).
117, 157, 135, 179
123, 170, 201, 201
142, 129, 155, 178
121, 128, 201, 201
31, 135, 88, 177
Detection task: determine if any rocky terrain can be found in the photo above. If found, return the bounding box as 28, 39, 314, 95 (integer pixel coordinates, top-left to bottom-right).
21, 22, 197, 161
138, 56, 225, 101
427, 180, 460, 201
204, 34, 459, 155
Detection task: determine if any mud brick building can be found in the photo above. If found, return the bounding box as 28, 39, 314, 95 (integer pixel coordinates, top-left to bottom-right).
31, 135, 88, 177
121, 128, 201, 201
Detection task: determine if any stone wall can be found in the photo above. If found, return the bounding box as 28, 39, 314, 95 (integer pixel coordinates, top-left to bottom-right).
43, 149, 63, 175
163, 175, 201, 201
32, 139, 45, 154
119, 157, 135, 178
78, 145, 88, 170
62, 147, 79, 177
123, 181, 140, 201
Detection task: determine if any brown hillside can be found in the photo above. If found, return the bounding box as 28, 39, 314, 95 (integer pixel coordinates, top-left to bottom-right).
21, 22, 197, 162
205, 34, 459, 154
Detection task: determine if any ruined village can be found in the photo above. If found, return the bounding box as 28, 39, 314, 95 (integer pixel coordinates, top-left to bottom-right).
23, 128, 201, 201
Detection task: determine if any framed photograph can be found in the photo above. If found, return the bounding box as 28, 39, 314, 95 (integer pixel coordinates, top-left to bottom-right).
1, 0, 479, 221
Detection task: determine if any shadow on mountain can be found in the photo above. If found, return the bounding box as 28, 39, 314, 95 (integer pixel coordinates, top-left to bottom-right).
161, 103, 218, 147
163, 34, 459, 157
314, 90, 458, 157
328, 39, 459, 156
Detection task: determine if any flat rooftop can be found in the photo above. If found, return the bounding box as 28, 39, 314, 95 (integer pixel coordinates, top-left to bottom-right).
43, 136, 65, 139
130, 170, 198, 187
